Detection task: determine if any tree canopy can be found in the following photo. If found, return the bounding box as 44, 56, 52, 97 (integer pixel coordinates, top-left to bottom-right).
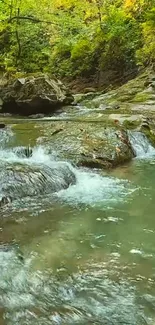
0, 0, 155, 83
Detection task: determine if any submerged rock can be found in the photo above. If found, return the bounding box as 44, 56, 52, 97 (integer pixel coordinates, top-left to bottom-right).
0, 75, 73, 116
0, 162, 76, 199
13, 146, 33, 158
0, 243, 23, 261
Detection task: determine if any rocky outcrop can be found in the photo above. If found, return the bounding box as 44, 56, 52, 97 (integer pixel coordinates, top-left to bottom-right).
0, 75, 73, 116
0, 162, 76, 200
73, 69, 155, 113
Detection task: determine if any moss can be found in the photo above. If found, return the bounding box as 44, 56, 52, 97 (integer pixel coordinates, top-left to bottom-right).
123, 120, 140, 129
132, 92, 150, 103
142, 127, 155, 146
117, 94, 134, 102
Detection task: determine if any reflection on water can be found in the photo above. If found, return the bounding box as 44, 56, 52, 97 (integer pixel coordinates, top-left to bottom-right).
1, 123, 155, 324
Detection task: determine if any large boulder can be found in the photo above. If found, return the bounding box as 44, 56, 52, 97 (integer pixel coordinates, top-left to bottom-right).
0, 161, 76, 200
0, 75, 73, 115
44, 122, 136, 169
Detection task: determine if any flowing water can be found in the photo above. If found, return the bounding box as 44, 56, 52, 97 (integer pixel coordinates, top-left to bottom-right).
1, 121, 155, 324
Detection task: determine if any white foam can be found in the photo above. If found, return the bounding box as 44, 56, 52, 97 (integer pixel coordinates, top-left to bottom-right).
0, 146, 56, 166
130, 249, 143, 255
57, 168, 135, 206
0, 143, 137, 206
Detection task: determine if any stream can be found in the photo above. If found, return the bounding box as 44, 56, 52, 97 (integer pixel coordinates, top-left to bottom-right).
1, 118, 155, 325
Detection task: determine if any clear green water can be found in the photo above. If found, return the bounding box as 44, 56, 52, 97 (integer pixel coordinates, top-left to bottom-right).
1, 120, 155, 324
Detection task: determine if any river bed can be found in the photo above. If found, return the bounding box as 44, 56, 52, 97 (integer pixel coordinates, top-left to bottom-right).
0, 119, 155, 325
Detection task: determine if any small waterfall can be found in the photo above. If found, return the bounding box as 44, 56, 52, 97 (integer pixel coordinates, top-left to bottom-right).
0, 144, 136, 206
0, 146, 56, 164
128, 131, 155, 158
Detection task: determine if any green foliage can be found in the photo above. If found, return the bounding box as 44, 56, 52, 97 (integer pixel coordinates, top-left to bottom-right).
71, 39, 95, 76
136, 7, 155, 66
0, 0, 155, 81
93, 8, 141, 73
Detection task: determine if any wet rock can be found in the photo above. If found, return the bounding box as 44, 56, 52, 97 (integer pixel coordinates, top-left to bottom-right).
139, 120, 155, 146
73, 91, 101, 105
51, 128, 64, 136
29, 113, 45, 119
141, 123, 150, 131
151, 81, 155, 89
0, 196, 12, 207
0, 123, 5, 129
47, 122, 135, 169
111, 103, 120, 110
99, 104, 108, 110
13, 146, 33, 158
0, 75, 73, 116
0, 162, 76, 199
109, 114, 143, 127
144, 75, 155, 88
23, 146, 33, 158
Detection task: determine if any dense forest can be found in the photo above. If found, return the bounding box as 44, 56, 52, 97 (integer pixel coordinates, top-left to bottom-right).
0, 0, 155, 86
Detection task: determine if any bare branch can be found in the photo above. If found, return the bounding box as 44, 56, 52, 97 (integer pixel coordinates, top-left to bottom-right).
3, 16, 57, 25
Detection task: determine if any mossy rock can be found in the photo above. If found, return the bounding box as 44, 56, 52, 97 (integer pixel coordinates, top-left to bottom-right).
123, 120, 141, 129
132, 92, 150, 103
45, 121, 135, 169
75, 69, 155, 111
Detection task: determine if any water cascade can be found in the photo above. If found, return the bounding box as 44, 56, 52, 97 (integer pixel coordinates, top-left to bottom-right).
128, 131, 155, 158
